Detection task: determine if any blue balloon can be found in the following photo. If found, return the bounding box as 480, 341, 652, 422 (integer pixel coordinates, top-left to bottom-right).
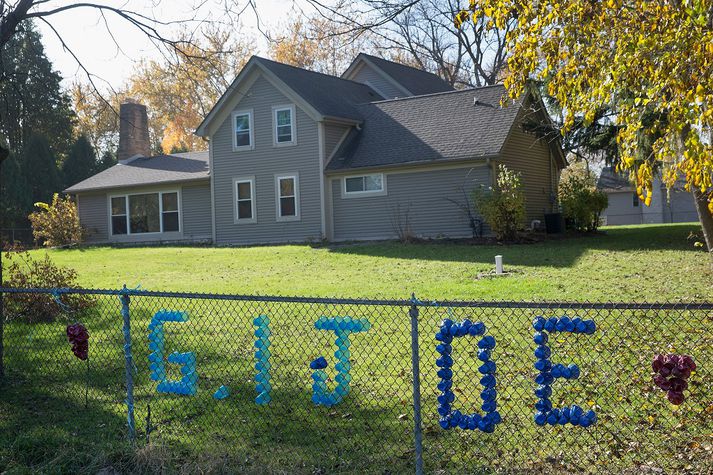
534, 359, 552, 372
437, 380, 452, 392
478, 361, 496, 375
555, 319, 567, 332
535, 385, 552, 399
480, 374, 496, 388
458, 416, 469, 430
436, 343, 451, 355
551, 364, 563, 378
478, 335, 496, 350
585, 320, 596, 334
535, 398, 552, 412
560, 366, 572, 379
436, 355, 453, 368
477, 349, 491, 362
309, 356, 328, 370
534, 411, 547, 426
481, 388, 497, 402
467, 416, 479, 430
437, 405, 450, 416
487, 411, 502, 425
440, 318, 454, 330
532, 316, 546, 331
469, 322, 486, 336
534, 346, 551, 360
437, 368, 453, 379
544, 317, 558, 332
439, 417, 450, 429
533, 332, 548, 345
448, 324, 459, 336
481, 400, 497, 412
535, 372, 554, 385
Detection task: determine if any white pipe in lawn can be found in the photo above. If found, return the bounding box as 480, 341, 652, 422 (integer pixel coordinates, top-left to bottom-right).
495, 255, 504, 275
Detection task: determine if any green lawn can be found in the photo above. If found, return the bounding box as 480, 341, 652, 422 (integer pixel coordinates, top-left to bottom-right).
1, 223, 712, 473
25, 223, 712, 301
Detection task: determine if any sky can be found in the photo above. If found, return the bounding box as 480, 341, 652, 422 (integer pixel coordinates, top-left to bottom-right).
36, 0, 313, 90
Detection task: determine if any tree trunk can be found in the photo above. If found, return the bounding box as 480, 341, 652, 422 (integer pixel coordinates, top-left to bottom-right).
692, 189, 713, 267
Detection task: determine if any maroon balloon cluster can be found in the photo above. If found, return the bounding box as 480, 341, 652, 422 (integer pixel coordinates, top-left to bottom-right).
66, 323, 89, 361
652, 354, 695, 405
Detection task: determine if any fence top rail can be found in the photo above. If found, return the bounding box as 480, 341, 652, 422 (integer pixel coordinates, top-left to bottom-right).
1, 286, 712, 311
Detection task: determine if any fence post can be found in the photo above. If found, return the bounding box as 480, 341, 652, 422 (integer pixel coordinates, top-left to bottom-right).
120, 285, 136, 444
409, 297, 424, 475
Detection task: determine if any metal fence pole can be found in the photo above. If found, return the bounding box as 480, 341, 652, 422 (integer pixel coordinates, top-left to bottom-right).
120, 285, 136, 444
409, 299, 424, 475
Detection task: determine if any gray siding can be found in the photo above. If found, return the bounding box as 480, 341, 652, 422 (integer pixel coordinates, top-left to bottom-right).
76, 181, 211, 244
324, 123, 350, 162
602, 191, 642, 225
330, 165, 489, 241
211, 74, 323, 244
498, 107, 558, 224
77, 192, 109, 243
181, 183, 213, 240
349, 63, 404, 99
664, 190, 698, 223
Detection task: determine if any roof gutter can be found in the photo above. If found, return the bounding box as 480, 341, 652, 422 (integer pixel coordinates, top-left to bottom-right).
324, 154, 497, 176
64, 176, 210, 195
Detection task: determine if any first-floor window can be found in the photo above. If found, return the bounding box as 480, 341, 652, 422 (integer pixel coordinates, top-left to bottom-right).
633, 193, 639, 207
235, 178, 255, 222
344, 174, 385, 196
111, 196, 128, 235
111, 191, 179, 235
276, 175, 299, 219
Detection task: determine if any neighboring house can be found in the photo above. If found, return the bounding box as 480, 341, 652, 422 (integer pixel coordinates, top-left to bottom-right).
597, 167, 698, 225
66, 53, 566, 245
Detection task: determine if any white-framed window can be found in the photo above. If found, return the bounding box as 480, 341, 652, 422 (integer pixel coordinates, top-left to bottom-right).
234, 176, 256, 223
342, 173, 386, 197
273, 104, 296, 146
232, 109, 254, 151
275, 174, 300, 221
110, 191, 180, 236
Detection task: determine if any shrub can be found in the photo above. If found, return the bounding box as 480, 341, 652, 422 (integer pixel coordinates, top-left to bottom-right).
559, 161, 609, 232
28, 193, 83, 247
473, 165, 526, 241
2, 249, 94, 323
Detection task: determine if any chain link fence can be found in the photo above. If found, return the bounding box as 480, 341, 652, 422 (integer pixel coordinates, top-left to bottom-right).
0, 287, 711, 473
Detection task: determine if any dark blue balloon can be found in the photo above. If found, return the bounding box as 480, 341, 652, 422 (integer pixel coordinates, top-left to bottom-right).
436, 343, 452, 355
448, 324, 459, 336
555, 319, 567, 332
535, 385, 552, 399
551, 364, 563, 378
478, 335, 496, 349
481, 388, 497, 402
480, 374, 496, 388
545, 317, 558, 332
585, 410, 597, 425
437, 380, 452, 392
477, 349, 491, 362
487, 411, 502, 425
439, 417, 450, 429
571, 405, 584, 419
533, 332, 548, 345
560, 366, 571, 379
467, 416, 479, 430
546, 412, 559, 425
437, 405, 450, 416
534, 411, 547, 426
458, 416, 469, 429
441, 318, 454, 330
535, 398, 552, 412
470, 322, 486, 336
585, 320, 596, 334
557, 413, 569, 425
481, 400, 497, 412
309, 356, 328, 370
534, 359, 552, 372
437, 368, 453, 379
534, 346, 551, 360
436, 355, 453, 368
532, 316, 546, 331
535, 372, 554, 385
478, 361, 496, 375
461, 319, 473, 331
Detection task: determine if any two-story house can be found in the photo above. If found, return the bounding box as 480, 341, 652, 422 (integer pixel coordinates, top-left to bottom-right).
65, 53, 566, 245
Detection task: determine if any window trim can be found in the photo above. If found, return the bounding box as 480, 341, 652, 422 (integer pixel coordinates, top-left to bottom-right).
108, 189, 181, 236
274, 173, 300, 222
341, 173, 387, 198
272, 104, 297, 147
233, 176, 257, 224
231, 109, 254, 151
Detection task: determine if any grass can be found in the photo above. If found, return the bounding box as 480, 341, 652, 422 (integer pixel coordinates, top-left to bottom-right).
1, 223, 712, 474
20, 223, 713, 301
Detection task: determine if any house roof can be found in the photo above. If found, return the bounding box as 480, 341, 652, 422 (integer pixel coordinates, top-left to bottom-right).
196, 56, 384, 136
346, 53, 454, 96
256, 56, 384, 121
326, 85, 521, 172
64, 151, 209, 193
597, 167, 633, 191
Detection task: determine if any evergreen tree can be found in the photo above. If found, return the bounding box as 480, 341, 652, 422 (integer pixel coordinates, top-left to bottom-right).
62, 135, 96, 188
0, 22, 74, 157
21, 134, 61, 206
96, 151, 117, 172
0, 153, 31, 227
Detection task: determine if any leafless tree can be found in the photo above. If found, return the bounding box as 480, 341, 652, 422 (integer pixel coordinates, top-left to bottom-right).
304, 0, 512, 87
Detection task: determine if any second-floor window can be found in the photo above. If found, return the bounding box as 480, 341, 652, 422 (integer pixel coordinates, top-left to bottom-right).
273, 105, 295, 145
276, 174, 300, 220
232, 110, 253, 150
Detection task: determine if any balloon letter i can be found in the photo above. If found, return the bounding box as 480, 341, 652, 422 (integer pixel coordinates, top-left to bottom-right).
254, 315, 272, 405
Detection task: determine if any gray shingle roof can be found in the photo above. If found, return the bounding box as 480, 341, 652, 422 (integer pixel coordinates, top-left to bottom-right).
326, 85, 520, 171
256, 57, 384, 122
65, 151, 209, 193
356, 53, 454, 96
597, 167, 633, 191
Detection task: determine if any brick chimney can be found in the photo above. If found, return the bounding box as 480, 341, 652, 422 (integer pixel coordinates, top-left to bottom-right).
118, 99, 150, 163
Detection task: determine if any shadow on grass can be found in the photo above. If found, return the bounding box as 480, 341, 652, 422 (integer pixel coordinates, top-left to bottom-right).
326, 223, 703, 268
